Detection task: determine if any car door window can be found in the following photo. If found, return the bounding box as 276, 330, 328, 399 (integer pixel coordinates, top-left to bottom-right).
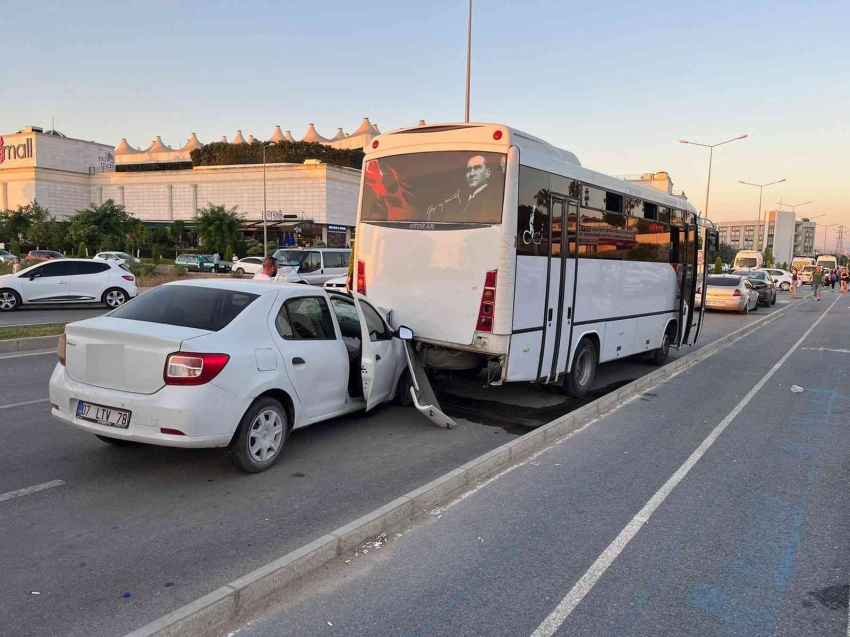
73, 262, 110, 275
361, 302, 392, 341
323, 252, 344, 268
32, 261, 73, 278
277, 297, 336, 340
330, 297, 362, 340
300, 252, 321, 273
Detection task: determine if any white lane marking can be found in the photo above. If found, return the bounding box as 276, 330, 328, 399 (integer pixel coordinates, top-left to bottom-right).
530, 293, 842, 637
0, 398, 50, 410
0, 479, 66, 503
0, 349, 56, 360
801, 347, 850, 354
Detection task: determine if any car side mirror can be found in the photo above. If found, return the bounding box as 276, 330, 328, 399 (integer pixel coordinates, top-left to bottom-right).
395, 326, 414, 341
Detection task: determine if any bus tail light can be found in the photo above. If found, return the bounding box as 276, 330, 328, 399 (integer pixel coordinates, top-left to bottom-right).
357, 260, 367, 296
476, 270, 497, 332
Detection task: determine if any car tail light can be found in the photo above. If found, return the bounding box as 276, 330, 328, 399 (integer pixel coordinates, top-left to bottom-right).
58, 332, 67, 366
164, 353, 230, 385
733, 289, 742, 297
160, 428, 185, 436
476, 270, 497, 332
357, 260, 367, 296
122, 275, 134, 282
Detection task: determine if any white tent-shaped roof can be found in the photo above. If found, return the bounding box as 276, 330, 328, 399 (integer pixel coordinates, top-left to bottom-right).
302, 124, 330, 143
351, 118, 377, 137
145, 136, 172, 153
330, 128, 347, 141
115, 139, 140, 155
284, 130, 296, 142
180, 133, 203, 152
269, 125, 286, 143
231, 130, 247, 144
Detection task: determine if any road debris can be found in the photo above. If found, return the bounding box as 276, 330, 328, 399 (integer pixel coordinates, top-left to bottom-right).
362, 533, 387, 550
791, 385, 804, 393
30, 591, 40, 595
327, 621, 333, 627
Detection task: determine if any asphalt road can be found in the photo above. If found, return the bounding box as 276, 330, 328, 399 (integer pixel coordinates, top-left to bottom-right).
0, 290, 803, 636
0, 287, 156, 326
230, 293, 850, 637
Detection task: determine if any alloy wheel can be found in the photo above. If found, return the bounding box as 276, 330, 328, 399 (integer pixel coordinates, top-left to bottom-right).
106, 290, 127, 307
248, 409, 283, 462
0, 292, 18, 310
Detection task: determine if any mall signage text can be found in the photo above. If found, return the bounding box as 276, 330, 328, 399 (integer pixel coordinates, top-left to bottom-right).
0, 137, 33, 165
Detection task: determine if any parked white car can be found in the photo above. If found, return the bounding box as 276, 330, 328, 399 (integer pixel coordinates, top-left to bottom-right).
0, 249, 16, 264
49, 280, 413, 473
323, 276, 348, 293
93, 251, 142, 265
273, 248, 351, 285
0, 259, 137, 311
232, 256, 265, 277
758, 268, 793, 291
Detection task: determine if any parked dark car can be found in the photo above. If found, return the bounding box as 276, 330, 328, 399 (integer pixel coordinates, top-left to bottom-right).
174, 254, 231, 273
26, 250, 65, 263
743, 269, 776, 307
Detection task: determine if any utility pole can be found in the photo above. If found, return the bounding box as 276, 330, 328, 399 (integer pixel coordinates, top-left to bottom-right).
837, 225, 846, 256
464, 0, 472, 123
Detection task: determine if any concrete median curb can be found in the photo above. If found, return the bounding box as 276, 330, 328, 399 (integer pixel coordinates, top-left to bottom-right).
124, 299, 807, 637
0, 335, 60, 354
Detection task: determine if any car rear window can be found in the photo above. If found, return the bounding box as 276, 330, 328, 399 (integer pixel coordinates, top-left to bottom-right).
707, 276, 740, 286
110, 285, 259, 331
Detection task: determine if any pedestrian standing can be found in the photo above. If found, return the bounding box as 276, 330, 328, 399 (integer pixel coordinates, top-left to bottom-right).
253, 256, 278, 280
197, 253, 205, 274
841, 268, 849, 294
812, 265, 822, 301
11, 258, 20, 274
829, 268, 838, 291
790, 267, 798, 299
232, 253, 238, 270
213, 252, 221, 275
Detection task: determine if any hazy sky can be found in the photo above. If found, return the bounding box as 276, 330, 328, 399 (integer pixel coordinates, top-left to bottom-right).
3, 0, 848, 249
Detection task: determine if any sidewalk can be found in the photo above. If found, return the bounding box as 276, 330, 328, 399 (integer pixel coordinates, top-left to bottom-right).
228, 296, 850, 637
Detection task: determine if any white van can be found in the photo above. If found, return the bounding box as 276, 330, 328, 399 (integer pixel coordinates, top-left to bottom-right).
733, 250, 763, 270
273, 248, 351, 285
816, 254, 837, 272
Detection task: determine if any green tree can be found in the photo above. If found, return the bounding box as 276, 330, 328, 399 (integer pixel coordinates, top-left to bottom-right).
68, 200, 135, 253
10, 239, 20, 256
78, 242, 88, 258
25, 201, 52, 248
126, 222, 149, 254
224, 245, 233, 262
717, 242, 737, 266
167, 220, 186, 247
714, 257, 723, 274
763, 246, 774, 268
47, 220, 68, 253
2, 205, 33, 243
195, 204, 242, 254
152, 245, 162, 263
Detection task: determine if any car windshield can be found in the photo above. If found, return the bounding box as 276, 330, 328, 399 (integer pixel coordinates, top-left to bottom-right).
274, 250, 306, 266
707, 276, 740, 287
48, 251, 65, 258
110, 285, 259, 331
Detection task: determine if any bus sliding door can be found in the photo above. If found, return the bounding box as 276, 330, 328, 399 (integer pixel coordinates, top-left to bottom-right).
679, 221, 698, 344
693, 228, 718, 344
537, 195, 576, 383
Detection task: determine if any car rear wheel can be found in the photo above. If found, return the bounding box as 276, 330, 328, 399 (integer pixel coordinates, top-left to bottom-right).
741, 302, 750, 315
103, 288, 128, 308
563, 338, 597, 398
0, 289, 21, 312
228, 397, 288, 473
235, 267, 245, 277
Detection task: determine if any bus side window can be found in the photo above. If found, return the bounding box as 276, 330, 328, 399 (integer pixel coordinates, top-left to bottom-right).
580, 207, 628, 260
517, 165, 551, 257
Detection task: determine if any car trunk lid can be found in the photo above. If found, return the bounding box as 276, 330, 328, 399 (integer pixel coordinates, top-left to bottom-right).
64, 317, 210, 394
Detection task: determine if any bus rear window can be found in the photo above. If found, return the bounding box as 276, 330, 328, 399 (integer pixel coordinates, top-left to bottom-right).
736, 258, 757, 267
361, 151, 506, 224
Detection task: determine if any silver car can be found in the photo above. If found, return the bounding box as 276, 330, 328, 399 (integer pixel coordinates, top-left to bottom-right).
695, 275, 759, 314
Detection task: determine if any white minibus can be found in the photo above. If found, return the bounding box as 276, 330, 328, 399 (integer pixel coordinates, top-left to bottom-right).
733, 250, 763, 270
354, 123, 715, 397
816, 254, 837, 272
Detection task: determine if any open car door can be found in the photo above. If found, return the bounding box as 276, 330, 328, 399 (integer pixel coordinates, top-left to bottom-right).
351, 293, 397, 411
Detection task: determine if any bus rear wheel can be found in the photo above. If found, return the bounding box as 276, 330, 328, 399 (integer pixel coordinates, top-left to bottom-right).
564, 338, 597, 398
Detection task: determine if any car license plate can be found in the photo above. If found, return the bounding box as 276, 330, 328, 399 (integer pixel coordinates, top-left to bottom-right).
76, 401, 131, 429
707, 300, 726, 307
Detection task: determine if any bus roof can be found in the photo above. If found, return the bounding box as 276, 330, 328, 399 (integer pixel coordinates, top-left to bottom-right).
370, 122, 701, 218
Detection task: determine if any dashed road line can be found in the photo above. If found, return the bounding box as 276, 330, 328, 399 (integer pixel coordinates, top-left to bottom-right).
0, 480, 66, 503
0, 398, 50, 410
529, 292, 842, 637
0, 349, 57, 360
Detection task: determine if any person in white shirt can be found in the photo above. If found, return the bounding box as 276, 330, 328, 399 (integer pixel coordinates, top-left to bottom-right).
212, 252, 221, 275
253, 256, 278, 280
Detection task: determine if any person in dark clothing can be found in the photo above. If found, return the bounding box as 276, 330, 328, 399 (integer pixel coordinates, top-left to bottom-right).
829, 269, 838, 290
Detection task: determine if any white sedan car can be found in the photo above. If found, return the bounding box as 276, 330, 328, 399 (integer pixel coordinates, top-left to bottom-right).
0, 259, 137, 311
232, 256, 265, 277
93, 251, 142, 265
323, 276, 348, 293
49, 280, 414, 473
758, 268, 793, 291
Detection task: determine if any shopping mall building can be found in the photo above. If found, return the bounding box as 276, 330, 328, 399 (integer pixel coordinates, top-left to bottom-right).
0, 119, 393, 247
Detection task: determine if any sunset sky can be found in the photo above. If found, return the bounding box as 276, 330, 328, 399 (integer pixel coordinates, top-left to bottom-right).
3, 0, 847, 249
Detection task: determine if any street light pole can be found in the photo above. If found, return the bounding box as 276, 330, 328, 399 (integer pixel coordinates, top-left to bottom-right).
738, 178, 786, 251
262, 141, 278, 258
679, 134, 748, 219
822, 223, 838, 253
464, 0, 472, 123
777, 200, 812, 213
